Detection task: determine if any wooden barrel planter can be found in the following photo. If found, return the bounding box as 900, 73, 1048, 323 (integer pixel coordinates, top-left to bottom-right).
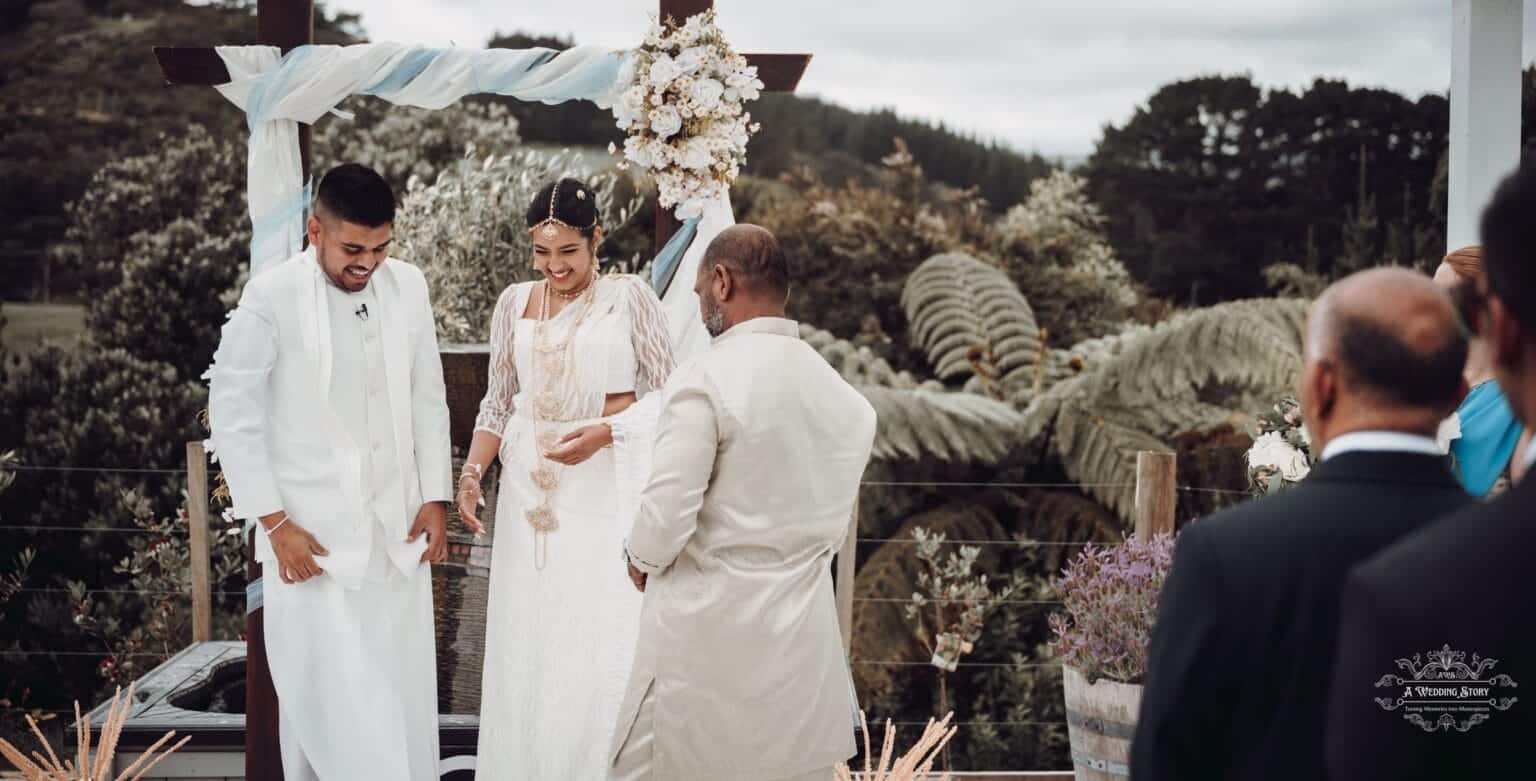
1062, 665, 1142, 780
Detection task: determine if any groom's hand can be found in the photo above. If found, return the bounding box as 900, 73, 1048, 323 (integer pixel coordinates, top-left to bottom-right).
409, 502, 449, 564
627, 561, 647, 593
263, 511, 329, 585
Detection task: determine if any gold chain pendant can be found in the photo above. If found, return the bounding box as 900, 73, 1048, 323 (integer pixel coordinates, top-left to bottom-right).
522, 272, 600, 570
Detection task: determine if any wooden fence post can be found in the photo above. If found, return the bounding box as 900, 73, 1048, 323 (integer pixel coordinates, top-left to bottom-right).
836, 496, 859, 656
1134, 451, 1177, 539
186, 441, 212, 643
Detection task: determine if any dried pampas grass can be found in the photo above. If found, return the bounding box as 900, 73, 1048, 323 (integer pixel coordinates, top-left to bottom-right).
0, 683, 189, 781
836, 710, 956, 781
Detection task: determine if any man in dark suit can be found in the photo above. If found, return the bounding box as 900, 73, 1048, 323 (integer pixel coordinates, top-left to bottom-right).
1131, 268, 1472, 781
1325, 164, 1536, 780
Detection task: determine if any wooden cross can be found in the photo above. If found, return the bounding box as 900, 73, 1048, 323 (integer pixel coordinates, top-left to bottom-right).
153, 0, 812, 253
153, 3, 807, 779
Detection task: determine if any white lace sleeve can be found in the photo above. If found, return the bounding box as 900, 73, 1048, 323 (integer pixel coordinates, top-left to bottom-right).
475, 284, 521, 435
623, 275, 676, 395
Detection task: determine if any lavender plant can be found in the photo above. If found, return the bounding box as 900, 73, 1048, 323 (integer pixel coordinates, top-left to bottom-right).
1047, 533, 1174, 685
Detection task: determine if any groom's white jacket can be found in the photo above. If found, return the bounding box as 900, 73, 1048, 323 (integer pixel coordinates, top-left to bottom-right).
618, 316, 876, 780
208, 249, 453, 589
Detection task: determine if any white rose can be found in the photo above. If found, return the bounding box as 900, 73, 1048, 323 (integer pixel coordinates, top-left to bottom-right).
624, 136, 656, 169
648, 54, 681, 89
681, 140, 714, 171
688, 78, 725, 113
643, 22, 667, 47
676, 46, 707, 74
1248, 432, 1311, 482
649, 106, 683, 139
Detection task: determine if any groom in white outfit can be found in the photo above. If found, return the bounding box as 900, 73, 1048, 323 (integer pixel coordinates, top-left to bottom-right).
612, 225, 876, 781
208, 164, 452, 780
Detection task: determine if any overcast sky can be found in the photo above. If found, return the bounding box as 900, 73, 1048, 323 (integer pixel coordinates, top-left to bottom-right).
330, 0, 1536, 159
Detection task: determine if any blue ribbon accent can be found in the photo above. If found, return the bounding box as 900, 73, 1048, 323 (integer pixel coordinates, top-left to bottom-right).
249, 178, 312, 272
359, 47, 444, 95
245, 46, 315, 132
246, 576, 264, 615
650, 216, 702, 297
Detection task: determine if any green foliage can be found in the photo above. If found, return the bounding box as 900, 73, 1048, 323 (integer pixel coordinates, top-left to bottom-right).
902, 252, 1043, 398
852, 493, 1014, 702
1087, 75, 1455, 303
47, 125, 248, 381
0, 342, 207, 714
752, 141, 995, 361
51, 125, 247, 297
996, 172, 1139, 346
314, 100, 525, 194
69, 490, 244, 687
0, 0, 358, 299
394, 148, 642, 343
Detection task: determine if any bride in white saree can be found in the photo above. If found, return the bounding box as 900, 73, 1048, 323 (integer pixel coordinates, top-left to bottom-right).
457, 178, 676, 779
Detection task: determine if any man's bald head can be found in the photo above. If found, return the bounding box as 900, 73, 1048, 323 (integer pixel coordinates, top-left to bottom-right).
1306, 267, 1466, 411
701, 224, 790, 301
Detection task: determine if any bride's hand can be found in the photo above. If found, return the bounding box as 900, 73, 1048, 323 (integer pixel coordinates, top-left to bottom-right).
544, 423, 613, 466
457, 474, 486, 537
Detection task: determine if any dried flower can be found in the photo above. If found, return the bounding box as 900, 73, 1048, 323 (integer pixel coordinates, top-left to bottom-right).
0, 682, 190, 780
835, 711, 956, 781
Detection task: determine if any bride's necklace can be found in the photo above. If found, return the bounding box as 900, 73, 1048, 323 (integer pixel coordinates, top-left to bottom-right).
525, 268, 598, 570
551, 274, 592, 301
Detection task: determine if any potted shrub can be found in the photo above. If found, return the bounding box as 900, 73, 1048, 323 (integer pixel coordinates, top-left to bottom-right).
1048, 533, 1174, 780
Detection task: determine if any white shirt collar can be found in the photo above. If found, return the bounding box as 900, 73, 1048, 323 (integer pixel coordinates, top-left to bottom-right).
712, 316, 799, 344
1525, 438, 1536, 470
1321, 431, 1443, 462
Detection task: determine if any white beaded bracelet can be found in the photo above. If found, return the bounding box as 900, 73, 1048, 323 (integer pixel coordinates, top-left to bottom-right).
261, 514, 290, 536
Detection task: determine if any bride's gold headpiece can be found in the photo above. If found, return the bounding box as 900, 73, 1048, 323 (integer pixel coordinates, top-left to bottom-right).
530, 180, 599, 240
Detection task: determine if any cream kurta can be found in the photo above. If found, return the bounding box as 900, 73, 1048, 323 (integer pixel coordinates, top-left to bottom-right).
615, 317, 877, 781
208, 249, 453, 780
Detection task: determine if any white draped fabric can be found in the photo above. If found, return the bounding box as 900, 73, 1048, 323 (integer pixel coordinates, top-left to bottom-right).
212, 43, 627, 274
658, 192, 737, 364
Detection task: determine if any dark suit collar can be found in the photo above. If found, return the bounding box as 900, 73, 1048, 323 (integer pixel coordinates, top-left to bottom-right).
1306, 450, 1461, 489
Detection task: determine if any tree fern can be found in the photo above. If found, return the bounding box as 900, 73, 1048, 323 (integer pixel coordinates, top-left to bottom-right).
1077, 299, 1307, 409
902, 252, 1044, 397
1020, 300, 1306, 519
799, 324, 938, 390
860, 385, 1024, 464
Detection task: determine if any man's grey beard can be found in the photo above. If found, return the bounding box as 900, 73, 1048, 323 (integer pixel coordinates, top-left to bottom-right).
703, 301, 726, 338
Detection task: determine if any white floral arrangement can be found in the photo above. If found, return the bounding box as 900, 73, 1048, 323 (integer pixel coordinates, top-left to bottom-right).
1247, 397, 1313, 495
611, 9, 763, 220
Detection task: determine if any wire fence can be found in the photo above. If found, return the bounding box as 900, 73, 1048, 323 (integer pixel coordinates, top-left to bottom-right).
0, 457, 1237, 718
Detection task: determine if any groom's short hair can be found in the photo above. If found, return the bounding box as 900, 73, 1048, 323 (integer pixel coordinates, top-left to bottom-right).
314, 163, 395, 228
702, 224, 789, 299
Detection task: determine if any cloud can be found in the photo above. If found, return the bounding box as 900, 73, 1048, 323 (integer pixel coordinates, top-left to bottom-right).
330, 0, 1536, 157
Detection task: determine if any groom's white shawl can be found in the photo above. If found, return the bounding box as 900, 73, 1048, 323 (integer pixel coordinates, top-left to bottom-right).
208, 249, 454, 589
618, 317, 876, 780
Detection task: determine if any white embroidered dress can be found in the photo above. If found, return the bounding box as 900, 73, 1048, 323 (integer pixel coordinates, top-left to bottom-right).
473, 274, 674, 780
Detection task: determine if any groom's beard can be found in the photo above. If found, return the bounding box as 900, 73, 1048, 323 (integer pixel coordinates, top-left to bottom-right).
702, 298, 726, 337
